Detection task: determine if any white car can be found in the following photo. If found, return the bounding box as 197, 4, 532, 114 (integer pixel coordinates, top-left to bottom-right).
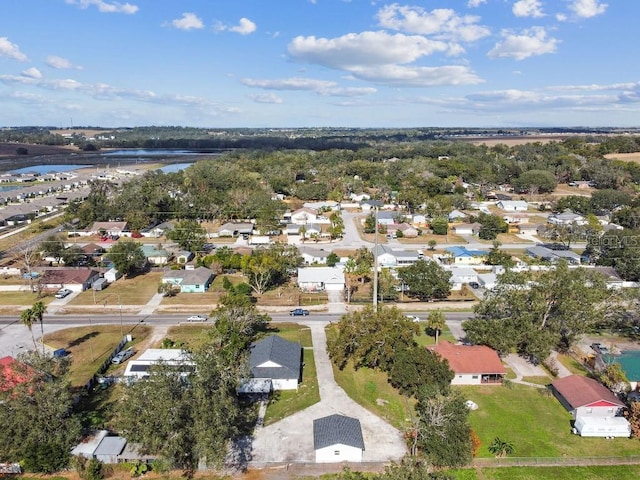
55, 288, 72, 299
111, 347, 135, 364
405, 314, 421, 322
187, 315, 208, 322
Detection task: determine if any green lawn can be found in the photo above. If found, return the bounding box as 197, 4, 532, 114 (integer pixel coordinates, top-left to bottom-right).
454, 465, 640, 480
460, 383, 640, 458
69, 271, 164, 306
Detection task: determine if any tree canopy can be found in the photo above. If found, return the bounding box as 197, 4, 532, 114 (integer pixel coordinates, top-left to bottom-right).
397, 260, 452, 302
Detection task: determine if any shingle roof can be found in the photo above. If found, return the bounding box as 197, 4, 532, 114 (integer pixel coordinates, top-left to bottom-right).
250, 335, 301, 380
552, 375, 624, 409
431, 341, 505, 375
162, 266, 214, 285
41, 268, 99, 285
313, 414, 365, 450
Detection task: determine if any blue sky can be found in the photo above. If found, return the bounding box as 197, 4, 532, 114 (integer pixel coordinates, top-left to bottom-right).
0, 0, 637, 128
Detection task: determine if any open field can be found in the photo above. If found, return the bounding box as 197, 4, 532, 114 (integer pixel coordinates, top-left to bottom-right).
43, 324, 151, 388
604, 152, 640, 163
69, 271, 164, 306
447, 466, 640, 480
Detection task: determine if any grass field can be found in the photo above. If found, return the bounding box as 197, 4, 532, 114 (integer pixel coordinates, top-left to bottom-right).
460, 383, 640, 458
43, 323, 151, 388
450, 465, 640, 480
70, 271, 164, 306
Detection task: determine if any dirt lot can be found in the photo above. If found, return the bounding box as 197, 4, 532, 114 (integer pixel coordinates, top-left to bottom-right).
604, 152, 640, 163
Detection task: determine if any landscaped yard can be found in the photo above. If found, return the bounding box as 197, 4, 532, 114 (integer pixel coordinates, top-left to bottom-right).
43, 323, 151, 388
0, 290, 55, 307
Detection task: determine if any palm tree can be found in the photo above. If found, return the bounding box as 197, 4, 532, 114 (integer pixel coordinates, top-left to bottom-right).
20, 307, 38, 351
31, 301, 47, 354
427, 310, 446, 345
488, 437, 515, 458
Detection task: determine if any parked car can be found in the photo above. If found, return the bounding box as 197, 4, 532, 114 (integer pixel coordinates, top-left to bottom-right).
54, 288, 72, 299
111, 347, 134, 364
469, 282, 480, 289
187, 314, 208, 322
405, 314, 421, 322
290, 308, 310, 316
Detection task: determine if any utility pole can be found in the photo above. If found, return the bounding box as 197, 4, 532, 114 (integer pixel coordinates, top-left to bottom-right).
373, 207, 379, 309
119, 294, 123, 338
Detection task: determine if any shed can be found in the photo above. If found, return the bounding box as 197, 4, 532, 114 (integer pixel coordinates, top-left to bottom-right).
94, 436, 127, 464
314, 414, 365, 463
93, 277, 108, 291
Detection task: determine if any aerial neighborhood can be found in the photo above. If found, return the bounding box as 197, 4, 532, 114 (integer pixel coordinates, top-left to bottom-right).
1, 127, 640, 479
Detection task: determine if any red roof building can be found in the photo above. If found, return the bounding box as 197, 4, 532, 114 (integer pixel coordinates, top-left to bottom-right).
430, 341, 506, 385
0, 356, 31, 392
551, 374, 630, 437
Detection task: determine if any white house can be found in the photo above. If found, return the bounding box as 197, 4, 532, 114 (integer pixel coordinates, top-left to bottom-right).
372, 245, 420, 268
123, 349, 193, 379
452, 223, 482, 236
496, 200, 528, 212
297, 267, 345, 292
446, 266, 478, 290
552, 375, 630, 437
290, 207, 320, 225
548, 210, 586, 226
448, 209, 468, 222
239, 335, 301, 393
314, 414, 365, 463
299, 246, 331, 265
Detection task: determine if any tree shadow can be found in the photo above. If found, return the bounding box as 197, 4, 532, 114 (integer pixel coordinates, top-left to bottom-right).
67, 331, 100, 348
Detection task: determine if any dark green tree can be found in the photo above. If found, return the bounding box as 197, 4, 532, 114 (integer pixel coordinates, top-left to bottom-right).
166, 219, 206, 252
397, 260, 452, 302
388, 345, 453, 398
475, 213, 508, 240
430, 217, 449, 235
105, 240, 147, 278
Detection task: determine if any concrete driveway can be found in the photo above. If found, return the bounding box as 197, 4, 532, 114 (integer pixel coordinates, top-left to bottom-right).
248, 322, 407, 465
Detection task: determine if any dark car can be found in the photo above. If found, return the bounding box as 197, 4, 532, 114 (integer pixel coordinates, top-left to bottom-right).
469, 282, 480, 289
289, 308, 310, 316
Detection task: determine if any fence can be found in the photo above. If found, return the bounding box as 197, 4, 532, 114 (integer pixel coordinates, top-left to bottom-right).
472, 455, 640, 467
83, 334, 132, 392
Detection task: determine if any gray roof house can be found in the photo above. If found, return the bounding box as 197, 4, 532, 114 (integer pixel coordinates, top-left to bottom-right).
314, 414, 365, 463
161, 266, 214, 293
372, 245, 420, 267
239, 335, 302, 393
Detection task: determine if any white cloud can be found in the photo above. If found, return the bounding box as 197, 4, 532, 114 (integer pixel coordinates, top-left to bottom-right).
568, 0, 608, 18
65, 0, 138, 14
288, 31, 483, 87
376, 4, 491, 43
168, 13, 204, 30
467, 0, 487, 7
513, 0, 545, 18
248, 93, 284, 104
288, 31, 450, 68
0, 37, 28, 62
217, 18, 257, 35
241, 77, 377, 97
556, 13, 568, 21
488, 27, 558, 60
46, 55, 82, 70
21, 67, 42, 79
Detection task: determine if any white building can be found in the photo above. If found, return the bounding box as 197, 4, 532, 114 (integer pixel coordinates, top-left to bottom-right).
297, 267, 345, 292
496, 200, 528, 212
314, 414, 365, 463
123, 349, 193, 379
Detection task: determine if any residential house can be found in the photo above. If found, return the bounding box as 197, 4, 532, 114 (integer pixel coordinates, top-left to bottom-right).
430, 341, 506, 385
517, 223, 543, 235
502, 213, 529, 225
297, 267, 345, 292
303, 200, 339, 211
452, 223, 482, 236
446, 266, 478, 290
360, 199, 383, 212
526, 246, 581, 264
217, 222, 254, 237
477, 272, 498, 289
123, 349, 193, 379
161, 266, 214, 293
40, 268, 100, 292
80, 243, 105, 258
372, 245, 420, 268
141, 245, 172, 266
290, 207, 321, 225
551, 375, 630, 437
88, 221, 129, 236
496, 200, 528, 212
239, 335, 302, 393
444, 246, 489, 266
71, 430, 155, 464
448, 209, 468, 222
140, 221, 174, 238
175, 250, 194, 265
299, 246, 331, 265
375, 211, 399, 226
411, 214, 427, 227
386, 222, 418, 238
349, 192, 371, 202
548, 210, 586, 226
314, 414, 365, 463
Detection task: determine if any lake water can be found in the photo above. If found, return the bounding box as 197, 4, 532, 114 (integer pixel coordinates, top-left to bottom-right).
9, 164, 90, 175
159, 163, 194, 173
612, 350, 640, 381
103, 149, 206, 156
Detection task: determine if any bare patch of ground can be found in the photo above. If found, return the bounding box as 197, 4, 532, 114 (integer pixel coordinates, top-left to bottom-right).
604, 152, 640, 163
0, 142, 79, 158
